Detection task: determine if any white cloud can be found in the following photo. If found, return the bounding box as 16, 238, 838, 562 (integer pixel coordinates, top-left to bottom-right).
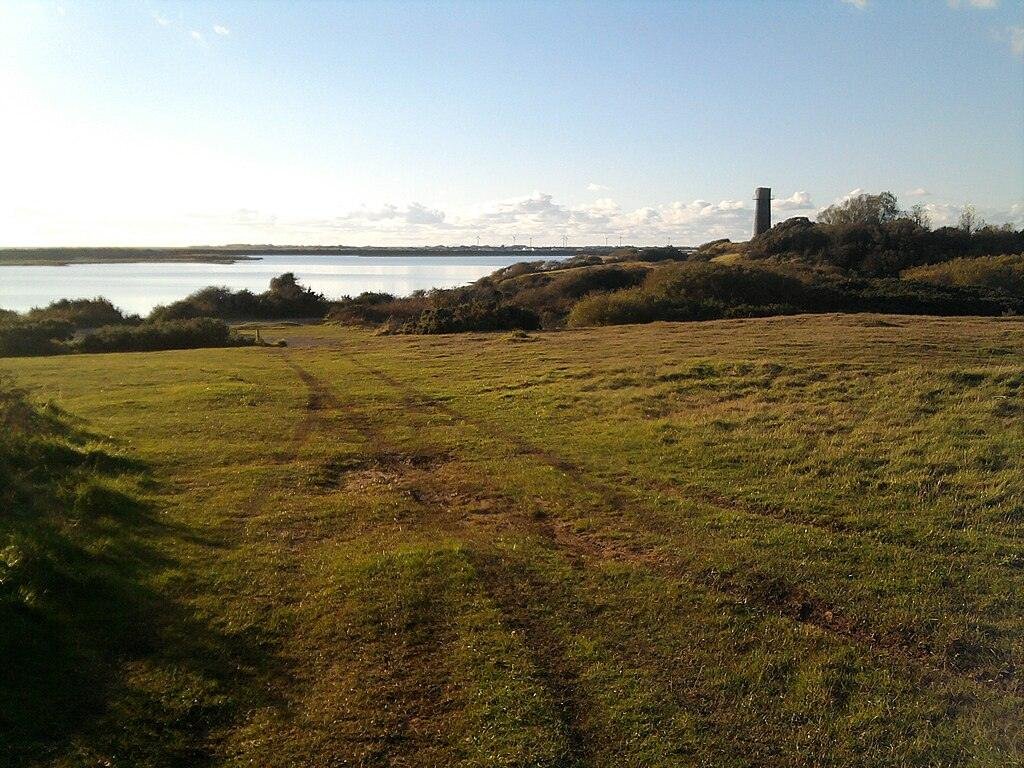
189, 30, 206, 46
213, 24, 230, 36
908, 188, 932, 197
948, 0, 998, 7
319, 191, 763, 245
587, 197, 620, 215
823, 189, 866, 210
840, 0, 868, 9
717, 199, 746, 211
329, 202, 446, 229
1009, 26, 1024, 57
403, 202, 446, 225
587, 182, 610, 192
153, 11, 170, 26
775, 191, 815, 210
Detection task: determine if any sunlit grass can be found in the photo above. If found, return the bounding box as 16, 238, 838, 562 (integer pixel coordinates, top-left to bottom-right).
3, 313, 1022, 766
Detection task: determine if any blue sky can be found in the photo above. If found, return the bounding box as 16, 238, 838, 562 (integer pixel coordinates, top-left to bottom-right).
1, 0, 1021, 246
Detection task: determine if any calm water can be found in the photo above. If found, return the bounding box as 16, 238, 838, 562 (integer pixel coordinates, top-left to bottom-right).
0, 253, 553, 315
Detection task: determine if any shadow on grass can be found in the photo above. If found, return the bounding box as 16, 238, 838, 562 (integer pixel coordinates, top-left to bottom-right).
0, 386, 274, 767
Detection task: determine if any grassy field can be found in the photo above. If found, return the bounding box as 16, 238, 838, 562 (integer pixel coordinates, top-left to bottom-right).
2, 313, 1022, 766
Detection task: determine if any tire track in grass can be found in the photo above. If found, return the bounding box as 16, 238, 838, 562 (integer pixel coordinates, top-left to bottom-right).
282, 356, 602, 764
228, 355, 463, 764
217, 352, 327, 533
183, 352, 349, 764
359, 353, 1021, 562
280, 355, 588, 764
343, 354, 1021, 696
466, 549, 595, 768
213, 353, 455, 765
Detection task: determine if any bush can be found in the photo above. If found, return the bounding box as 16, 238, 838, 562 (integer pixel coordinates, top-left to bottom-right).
25, 298, 135, 329
0, 320, 74, 357
149, 273, 329, 321
71, 318, 252, 354
567, 289, 671, 327
327, 292, 431, 325
747, 214, 1024, 276
399, 302, 540, 334
564, 260, 1023, 328
903, 254, 1024, 298
643, 261, 815, 307
607, 246, 689, 263
493, 261, 544, 280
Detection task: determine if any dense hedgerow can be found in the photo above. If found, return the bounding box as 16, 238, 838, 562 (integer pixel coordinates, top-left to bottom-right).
327, 263, 653, 332
0, 319, 75, 357
394, 301, 541, 334
0, 299, 141, 356
903, 254, 1024, 298
0, 316, 254, 358
150, 272, 329, 321
745, 216, 1024, 276
71, 317, 253, 354
25, 298, 138, 329
566, 261, 1022, 328
326, 291, 430, 326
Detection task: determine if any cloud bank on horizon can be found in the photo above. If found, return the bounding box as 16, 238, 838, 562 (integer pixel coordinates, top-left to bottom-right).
215, 191, 1023, 247
8, 189, 1018, 249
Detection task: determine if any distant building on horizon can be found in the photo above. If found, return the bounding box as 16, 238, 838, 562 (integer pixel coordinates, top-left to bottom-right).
754, 187, 771, 237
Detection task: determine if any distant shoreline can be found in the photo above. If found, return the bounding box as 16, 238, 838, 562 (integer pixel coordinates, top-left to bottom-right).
0, 245, 614, 267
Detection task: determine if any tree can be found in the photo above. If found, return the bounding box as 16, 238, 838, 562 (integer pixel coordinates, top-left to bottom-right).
817, 191, 901, 226
269, 272, 303, 300
958, 205, 985, 234
907, 203, 932, 230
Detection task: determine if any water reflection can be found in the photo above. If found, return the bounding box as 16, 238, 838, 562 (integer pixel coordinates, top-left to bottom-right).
0, 254, 546, 315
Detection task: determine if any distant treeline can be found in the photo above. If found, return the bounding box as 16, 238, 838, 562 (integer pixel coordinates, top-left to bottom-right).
744, 215, 1023, 276
325, 192, 1024, 332
3, 192, 1022, 344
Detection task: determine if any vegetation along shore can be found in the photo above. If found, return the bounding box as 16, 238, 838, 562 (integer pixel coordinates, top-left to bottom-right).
0, 245, 599, 267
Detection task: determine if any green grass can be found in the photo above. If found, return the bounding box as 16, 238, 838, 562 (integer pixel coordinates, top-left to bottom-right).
2, 313, 1023, 766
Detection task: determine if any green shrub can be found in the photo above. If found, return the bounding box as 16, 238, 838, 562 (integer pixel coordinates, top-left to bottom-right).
71, 318, 252, 354
903, 254, 1024, 298
149, 273, 329, 321
0, 320, 74, 357
401, 302, 540, 334
509, 265, 648, 324
567, 289, 667, 327
747, 213, 1023, 276
326, 292, 430, 325
25, 298, 136, 329
565, 260, 1023, 328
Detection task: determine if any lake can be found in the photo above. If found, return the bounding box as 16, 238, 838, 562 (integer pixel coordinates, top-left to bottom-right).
0, 253, 553, 315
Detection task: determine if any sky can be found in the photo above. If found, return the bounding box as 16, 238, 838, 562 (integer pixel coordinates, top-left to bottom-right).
1, 0, 1022, 247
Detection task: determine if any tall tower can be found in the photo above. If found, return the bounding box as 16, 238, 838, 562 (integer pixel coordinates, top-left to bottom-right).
753, 187, 771, 237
